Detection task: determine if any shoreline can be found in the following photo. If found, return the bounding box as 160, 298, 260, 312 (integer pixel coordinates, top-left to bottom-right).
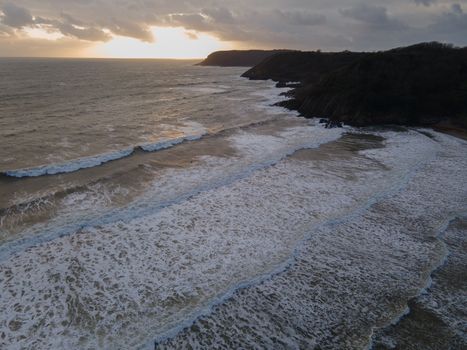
433, 124, 467, 141
156, 129, 467, 349
1, 64, 466, 349
233, 43, 467, 130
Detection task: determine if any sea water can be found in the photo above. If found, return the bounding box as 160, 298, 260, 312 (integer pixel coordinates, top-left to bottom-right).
0, 59, 466, 349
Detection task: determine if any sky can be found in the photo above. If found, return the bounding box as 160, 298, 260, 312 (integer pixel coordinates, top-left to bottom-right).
0, 0, 466, 58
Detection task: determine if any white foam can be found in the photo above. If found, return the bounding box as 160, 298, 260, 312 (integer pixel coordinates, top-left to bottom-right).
3, 123, 208, 178
246, 79, 300, 116
156, 132, 467, 350
177, 86, 228, 94
3, 128, 464, 350
4, 148, 135, 178
3, 68, 466, 350
140, 123, 207, 152
0, 120, 343, 258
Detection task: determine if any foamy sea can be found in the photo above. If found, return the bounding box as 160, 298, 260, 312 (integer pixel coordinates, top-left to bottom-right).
0, 59, 466, 349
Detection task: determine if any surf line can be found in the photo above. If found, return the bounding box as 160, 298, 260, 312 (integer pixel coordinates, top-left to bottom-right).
146, 138, 440, 349
364, 212, 467, 350
2, 134, 206, 178
0, 127, 345, 263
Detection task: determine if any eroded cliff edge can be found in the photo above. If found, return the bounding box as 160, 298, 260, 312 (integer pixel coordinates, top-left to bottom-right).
242, 43, 467, 130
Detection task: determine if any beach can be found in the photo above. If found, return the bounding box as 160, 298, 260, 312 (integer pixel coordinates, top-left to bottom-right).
0, 60, 466, 349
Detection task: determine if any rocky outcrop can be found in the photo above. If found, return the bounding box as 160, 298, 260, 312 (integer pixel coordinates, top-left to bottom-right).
242, 51, 364, 84
244, 42, 467, 129
298, 43, 467, 127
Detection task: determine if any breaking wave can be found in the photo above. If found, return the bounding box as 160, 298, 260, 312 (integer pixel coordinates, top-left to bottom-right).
2, 132, 207, 178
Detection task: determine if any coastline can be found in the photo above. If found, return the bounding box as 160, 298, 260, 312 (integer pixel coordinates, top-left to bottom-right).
232, 43, 467, 131
158, 129, 465, 349
1, 62, 466, 349
433, 124, 467, 141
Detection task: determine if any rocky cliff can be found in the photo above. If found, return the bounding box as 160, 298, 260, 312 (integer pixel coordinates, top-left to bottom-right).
244, 43, 467, 129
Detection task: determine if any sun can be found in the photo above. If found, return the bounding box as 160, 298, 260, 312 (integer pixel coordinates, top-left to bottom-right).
91, 26, 230, 59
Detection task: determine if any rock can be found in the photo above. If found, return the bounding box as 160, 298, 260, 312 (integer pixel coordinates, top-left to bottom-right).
242, 42, 467, 129
325, 120, 343, 128
242, 51, 364, 84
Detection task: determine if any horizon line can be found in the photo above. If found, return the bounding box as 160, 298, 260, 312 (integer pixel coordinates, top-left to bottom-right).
0, 56, 206, 60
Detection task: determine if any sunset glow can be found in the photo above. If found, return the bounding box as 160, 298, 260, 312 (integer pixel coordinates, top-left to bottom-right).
24, 27, 64, 41
92, 27, 231, 59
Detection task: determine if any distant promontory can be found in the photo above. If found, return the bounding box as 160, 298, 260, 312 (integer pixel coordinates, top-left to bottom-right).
196, 50, 293, 67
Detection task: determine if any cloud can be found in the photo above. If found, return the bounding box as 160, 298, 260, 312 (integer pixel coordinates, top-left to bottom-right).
414, 0, 437, 6
0, 35, 94, 56
0, 23, 13, 36
276, 10, 326, 26
340, 3, 406, 30
105, 19, 154, 42
427, 3, 467, 41
1, 5, 152, 42
0, 2, 33, 28
32, 13, 111, 42
201, 7, 235, 24
0, 0, 466, 55
56, 21, 111, 42
167, 13, 212, 31
185, 31, 198, 40
451, 3, 463, 15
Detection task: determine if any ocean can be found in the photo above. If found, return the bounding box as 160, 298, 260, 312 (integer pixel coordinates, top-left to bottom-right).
0, 59, 466, 349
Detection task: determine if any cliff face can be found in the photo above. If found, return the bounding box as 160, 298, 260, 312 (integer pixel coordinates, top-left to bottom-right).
242, 51, 365, 84
299, 43, 467, 127
197, 50, 293, 67
244, 43, 467, 129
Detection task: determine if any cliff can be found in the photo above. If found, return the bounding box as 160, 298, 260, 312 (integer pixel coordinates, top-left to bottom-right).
197, 50, 293, 67
244, 43, 467, 129
242, 51, 365, 84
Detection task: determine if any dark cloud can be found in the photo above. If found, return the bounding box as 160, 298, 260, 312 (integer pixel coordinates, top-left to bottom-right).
451, 3, 463, 15
0, 2, 33, 28
167, 13, 212, 31
201, 7, 235, 24
340, 3, 406, 30
56, 21, 111, 42
105, 19, 153, 42
33, 13, 111, 42
276, 10, 326, 26
427, 3, 467, 42
414, 0, 437, 6
0, 0, 466, 54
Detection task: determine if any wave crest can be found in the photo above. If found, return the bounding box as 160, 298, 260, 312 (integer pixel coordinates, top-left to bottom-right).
3, 131, 206, 178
